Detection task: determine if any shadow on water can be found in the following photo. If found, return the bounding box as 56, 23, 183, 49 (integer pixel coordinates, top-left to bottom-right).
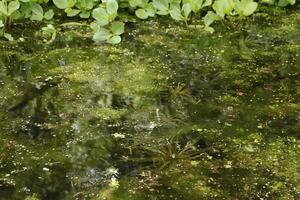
0, 6, 300, 200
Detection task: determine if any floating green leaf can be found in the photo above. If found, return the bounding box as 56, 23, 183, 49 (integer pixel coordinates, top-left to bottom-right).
212, 0, 234, 17
203, 11, 221, 26
44, 9, 54, 20
111, 21, 124, 35
53, 0, 75, 9
234, 0, 258, 16
106, 0, 118, 15
169, 7, 184, 21
92, 7, 109, 26
182, 3, 192, 19
65, 8, 80, 16
8, 0, 20, 15
107, 35, 121, 44
93, 28, 112, 42
278, 0, 295, 7
135, 8, 148, 19
153, 0, 169, 12
79, 11, 90, 18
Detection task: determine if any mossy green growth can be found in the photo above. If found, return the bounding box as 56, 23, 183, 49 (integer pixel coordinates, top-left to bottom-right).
0, 5, 300, 200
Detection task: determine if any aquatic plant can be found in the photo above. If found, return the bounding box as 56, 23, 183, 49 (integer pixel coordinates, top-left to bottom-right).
0, 0, 297, 42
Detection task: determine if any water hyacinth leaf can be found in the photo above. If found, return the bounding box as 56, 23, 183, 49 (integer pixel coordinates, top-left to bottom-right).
146, 3, 156, 16
106, 0, 118, 15
53, 0, 75, 9
107, 35, 121, 44
183, 0, 202, 12
93, 28, 112, 42
278, 0, 295, 6
65, 8, 80, 16
135, 8, 148, 19
90, 21, 102, 30
235, 0, 258, 16
0, 19, 3, 27
30, 2, 43, 15
0, 1, 7, 15
111, 21, 124, 35
153, 0, 169, 11
213, 0, 234, 17
129, 0, 142, 7
8, 0, 20, 15
182, 3, 192, 18
29, 4, 43, 20
77, 0, 94, 10
203, 11, 221, 26
169, 7, 184, 21
44, 9, 54, 19
30, 13, 43, 20
79, 11, 90, 18
92, 7, 109, 26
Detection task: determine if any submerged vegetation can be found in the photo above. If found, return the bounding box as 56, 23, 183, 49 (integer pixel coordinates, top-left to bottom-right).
0, 0, 297, 43
0, 0, 300, 200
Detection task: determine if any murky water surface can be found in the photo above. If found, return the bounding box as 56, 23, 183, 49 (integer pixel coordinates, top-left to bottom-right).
0, 7, 300, 200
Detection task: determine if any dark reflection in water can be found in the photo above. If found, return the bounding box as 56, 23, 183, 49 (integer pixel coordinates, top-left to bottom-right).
0, 8, 300, 200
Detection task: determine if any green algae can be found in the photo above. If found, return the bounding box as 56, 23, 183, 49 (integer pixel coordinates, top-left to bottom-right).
0, 6, 300, 200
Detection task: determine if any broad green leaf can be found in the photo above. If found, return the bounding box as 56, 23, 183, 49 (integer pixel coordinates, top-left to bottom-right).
93, 28, 112, 42
0, 20, 4, 27
203, 11, 221, 26
79, 11, 90, 18
153, 0, 169, 11
183, 0, 203, 12
278, 0, 295, 6
106, 0, 118, 15
107, 35, 121, 44
169, 7, 183, 21
111, 21, 124, 35
8, 0, 20, 15
65, 8, 80, 16
0, 1, 7, 15
135, 8, 148, 19
53, 0, 75, 9
92, 7, 109, 26
146, 2, 156, 17
213, 0, 234, 17
182, 3, 192, 18
30, 13, 43, 20
30, 2, 43, 15
19, 3, 32, 17
77, 0, 94, 10
90, 21, 102, 30
128, 0, 142, 7
44, 9, 54, 19
235, 0, 257, 16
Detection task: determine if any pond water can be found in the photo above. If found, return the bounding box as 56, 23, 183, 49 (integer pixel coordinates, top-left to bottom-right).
0, 6, 300, 200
